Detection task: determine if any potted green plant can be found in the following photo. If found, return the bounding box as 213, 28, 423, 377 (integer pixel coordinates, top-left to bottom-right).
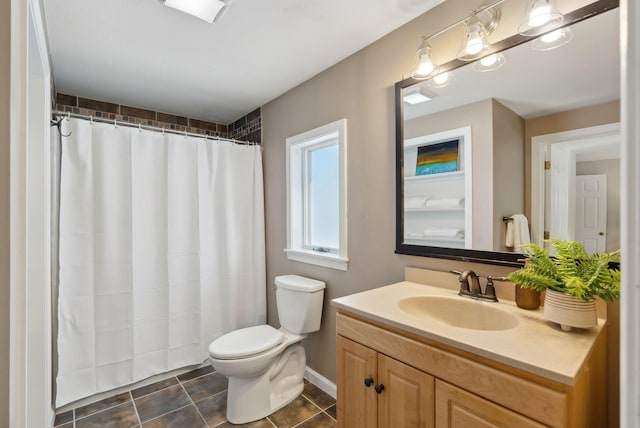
506, 239, 620, 331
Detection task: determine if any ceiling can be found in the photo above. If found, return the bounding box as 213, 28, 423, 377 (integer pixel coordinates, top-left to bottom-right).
403, 7, 620, 121
43, 0, 445, 124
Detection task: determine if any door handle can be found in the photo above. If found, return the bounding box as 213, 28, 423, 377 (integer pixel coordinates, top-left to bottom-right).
364, 377, 374, 387
375, 383, 385, 394
599, 232, 605, 236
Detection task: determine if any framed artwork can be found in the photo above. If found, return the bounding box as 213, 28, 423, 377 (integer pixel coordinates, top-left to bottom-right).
416, 139, 459, 175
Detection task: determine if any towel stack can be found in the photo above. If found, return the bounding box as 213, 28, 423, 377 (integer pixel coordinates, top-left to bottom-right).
404, 197, 428, 209
425, 197, 465, 208
423, 228, 464, 239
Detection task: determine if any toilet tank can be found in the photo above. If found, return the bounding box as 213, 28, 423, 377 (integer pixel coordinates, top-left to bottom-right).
275, 275, 326, 334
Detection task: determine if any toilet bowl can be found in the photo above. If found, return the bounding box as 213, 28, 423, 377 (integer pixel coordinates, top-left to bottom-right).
208, 275, 325, 424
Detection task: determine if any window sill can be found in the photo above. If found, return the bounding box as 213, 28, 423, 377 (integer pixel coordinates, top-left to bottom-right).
284, 248, 349, 271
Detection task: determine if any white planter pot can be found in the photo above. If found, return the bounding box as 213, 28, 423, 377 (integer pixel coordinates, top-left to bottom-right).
543, 289, 597, 332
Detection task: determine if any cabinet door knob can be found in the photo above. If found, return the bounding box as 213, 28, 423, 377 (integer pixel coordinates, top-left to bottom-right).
364, 377, 374, 387
375, 383, 385, 394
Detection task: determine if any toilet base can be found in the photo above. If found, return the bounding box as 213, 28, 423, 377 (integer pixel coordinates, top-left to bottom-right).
226, 344, 306, 424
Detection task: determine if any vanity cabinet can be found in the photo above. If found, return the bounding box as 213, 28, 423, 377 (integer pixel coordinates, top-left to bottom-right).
435, 380, 545, 428
337, 335, 434, 428
336, 310, 607, 428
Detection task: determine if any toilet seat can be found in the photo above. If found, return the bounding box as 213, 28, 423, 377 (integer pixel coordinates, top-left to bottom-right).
209, 325, 285, 360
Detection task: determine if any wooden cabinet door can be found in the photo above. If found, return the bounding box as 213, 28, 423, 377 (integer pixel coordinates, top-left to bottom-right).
435, 380, 546, 428
337, 336, 378, 428
378, 354, 435, 428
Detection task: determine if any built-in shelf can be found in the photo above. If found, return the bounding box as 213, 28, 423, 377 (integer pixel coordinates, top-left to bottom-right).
405, 207, 465, 213
404, 170, 464, 182
404, 236, 465, 243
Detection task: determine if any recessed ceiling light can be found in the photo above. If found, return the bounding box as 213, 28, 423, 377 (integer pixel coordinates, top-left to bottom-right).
403, 88, 435, 105
163, 0, 230, 23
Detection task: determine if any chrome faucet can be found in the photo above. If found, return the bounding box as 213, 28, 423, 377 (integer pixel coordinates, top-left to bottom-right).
449, 270, 501, 302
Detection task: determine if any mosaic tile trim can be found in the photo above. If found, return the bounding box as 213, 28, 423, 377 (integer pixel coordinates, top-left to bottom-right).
55, 93, 262, 144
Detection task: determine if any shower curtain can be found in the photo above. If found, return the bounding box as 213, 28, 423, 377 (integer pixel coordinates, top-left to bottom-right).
55, 118, 266, 407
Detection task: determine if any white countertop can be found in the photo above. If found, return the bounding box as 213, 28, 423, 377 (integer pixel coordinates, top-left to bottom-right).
332, 281, 604, 385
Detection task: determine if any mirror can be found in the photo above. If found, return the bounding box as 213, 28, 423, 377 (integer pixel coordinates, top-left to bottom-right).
395, 1, 620, 266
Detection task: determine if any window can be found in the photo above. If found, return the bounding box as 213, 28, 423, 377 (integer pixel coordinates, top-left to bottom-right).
285, 119, 348, 270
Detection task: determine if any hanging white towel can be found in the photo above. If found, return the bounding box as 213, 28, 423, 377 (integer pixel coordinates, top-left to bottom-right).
506, 221, 515, 247
505, 214, 531, 252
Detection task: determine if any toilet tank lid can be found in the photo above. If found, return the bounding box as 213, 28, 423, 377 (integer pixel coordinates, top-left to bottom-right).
275, 275, 326, 292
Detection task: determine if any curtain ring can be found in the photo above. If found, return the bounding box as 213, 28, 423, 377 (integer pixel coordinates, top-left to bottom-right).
90, 116, 93, 125
162, 127, 165, 135
138, 123, 142, 133
114, 119, 117, 128
66, 111, 71, 121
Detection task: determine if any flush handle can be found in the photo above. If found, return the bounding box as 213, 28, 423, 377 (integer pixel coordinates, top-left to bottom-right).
364, 377, 374, 387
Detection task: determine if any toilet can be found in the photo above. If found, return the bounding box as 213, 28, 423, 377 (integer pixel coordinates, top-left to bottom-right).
208, 275, 326, 424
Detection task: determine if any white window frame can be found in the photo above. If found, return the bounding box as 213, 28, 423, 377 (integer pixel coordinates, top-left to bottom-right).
285, 119, 348, 271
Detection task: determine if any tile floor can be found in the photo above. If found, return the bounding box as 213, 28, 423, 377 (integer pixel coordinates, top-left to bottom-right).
53, 365, 337, 428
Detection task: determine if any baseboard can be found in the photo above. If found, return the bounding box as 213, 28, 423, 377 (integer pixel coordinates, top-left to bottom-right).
304, 366, 336, 399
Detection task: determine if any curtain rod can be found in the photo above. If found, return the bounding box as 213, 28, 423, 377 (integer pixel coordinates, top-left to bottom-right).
52, 110, 258, 145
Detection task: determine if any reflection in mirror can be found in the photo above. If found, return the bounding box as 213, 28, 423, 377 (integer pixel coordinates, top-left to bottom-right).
396, 4, 619, 264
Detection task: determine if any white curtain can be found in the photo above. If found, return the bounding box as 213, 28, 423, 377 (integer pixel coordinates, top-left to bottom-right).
55, 118, 266, 407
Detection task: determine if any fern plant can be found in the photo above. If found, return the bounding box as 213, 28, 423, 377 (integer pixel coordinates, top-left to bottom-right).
506, 239, 620, 302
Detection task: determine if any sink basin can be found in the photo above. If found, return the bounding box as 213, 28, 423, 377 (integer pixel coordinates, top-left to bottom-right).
397, 296, 519, 331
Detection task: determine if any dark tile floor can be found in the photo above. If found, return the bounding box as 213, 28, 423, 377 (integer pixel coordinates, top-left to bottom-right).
54, 365, 336, 428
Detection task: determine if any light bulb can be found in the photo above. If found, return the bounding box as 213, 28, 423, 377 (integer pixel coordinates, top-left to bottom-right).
433, 73, 449, 85
411, 37, 439, 79
465, 33, 485, 55
480, 55, 498, 66
472, 53, 505, 72
416, 59, 435, 76
518, 0, 564, 36
541, 29, 562, 43
528, 4, 552, 28
532, 27, 573, 51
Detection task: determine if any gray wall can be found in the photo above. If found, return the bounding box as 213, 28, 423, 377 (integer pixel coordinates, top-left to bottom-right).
0, 0, 11, 424
492, 100, 525, 251
261, 0, 518, 383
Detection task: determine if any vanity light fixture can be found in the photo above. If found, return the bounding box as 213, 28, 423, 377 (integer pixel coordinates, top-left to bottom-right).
518, 0, 564, 36
163, 0, 230, 23
411, 37, 439, 80
531, 27, 574, 51
427, 72, 455, 89
410, 0, 503, 78
457, 17, 492, 61
472, 53, 506, 72
403, 87, 435, 105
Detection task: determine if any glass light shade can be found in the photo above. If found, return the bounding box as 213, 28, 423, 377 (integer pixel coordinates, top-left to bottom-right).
518, 0, 563, 36
427, 72, 455, 89
472, 53, 506, 72
164, 0, 227, 23
411, 38, 439, 80
532, 27, 574, 51
457, 19, 490, 61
